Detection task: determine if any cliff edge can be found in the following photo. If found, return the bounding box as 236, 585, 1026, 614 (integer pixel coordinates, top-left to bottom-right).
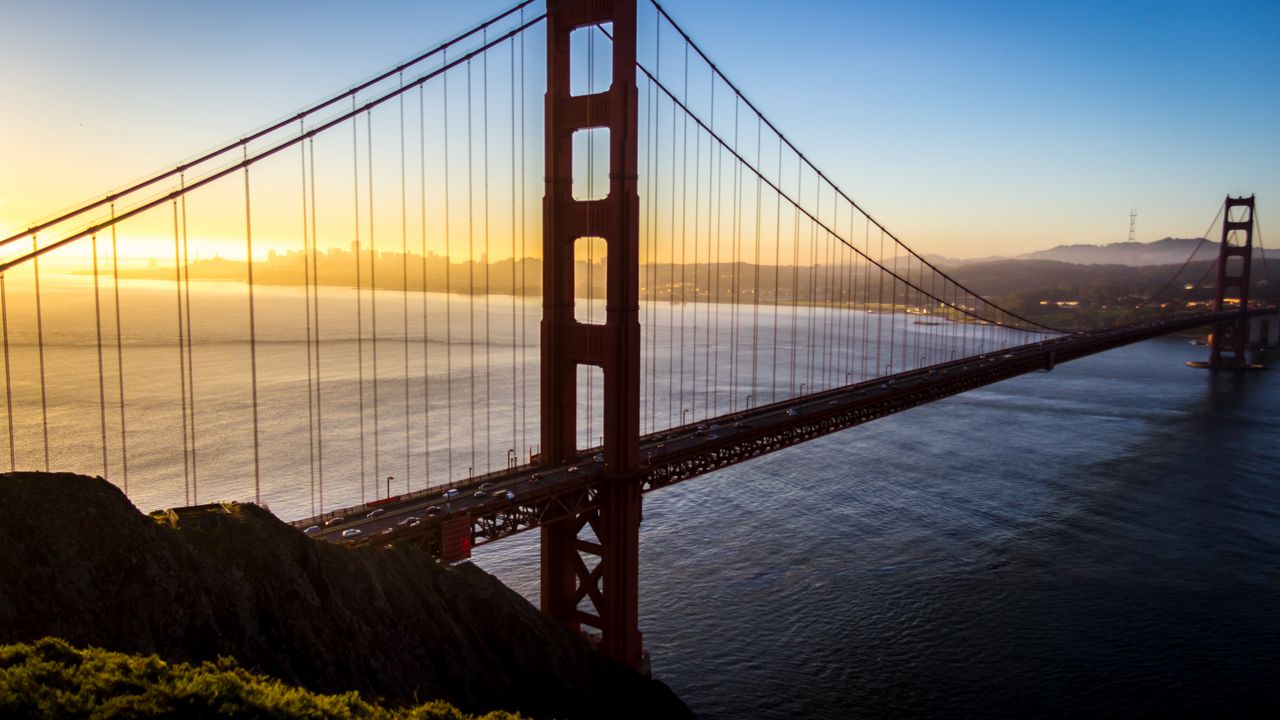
0, 472, 692, 719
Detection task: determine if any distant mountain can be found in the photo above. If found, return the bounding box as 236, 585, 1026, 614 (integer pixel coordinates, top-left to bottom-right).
1016, 237, 1223, 266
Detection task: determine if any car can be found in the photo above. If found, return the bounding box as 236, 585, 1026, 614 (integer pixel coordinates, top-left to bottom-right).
442, 488, 459, 500
478, 482, 493, 491
593, 453, 604, 462
325, 516, 346, 526
303, 525, 321, 535
528, 474, 542, 485
567, 466, 580, 473
341, 528, 362, 538
474, 489, 489, 498
425, 506, 442, 516
380, 527, 394, 535
408, 520, 422, 528
504, 489, 516, 501
828, 400, 838, 405
397, 515, 422, 526
367, 508, 385, 518
785, 408, 797, 416
709, 423, 720, 430
706, 433, 718, 440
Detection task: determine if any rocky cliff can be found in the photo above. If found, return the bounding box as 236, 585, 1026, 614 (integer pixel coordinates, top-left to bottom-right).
0, 472, 692, 719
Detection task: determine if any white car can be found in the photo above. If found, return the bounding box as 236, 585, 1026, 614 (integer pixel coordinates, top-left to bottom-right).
442, 488, 460, 500
303, 525, 321, 536
341, 528, 362, 538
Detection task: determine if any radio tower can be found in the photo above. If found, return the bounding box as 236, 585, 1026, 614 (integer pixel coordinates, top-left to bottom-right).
1128, 207, 1137, 244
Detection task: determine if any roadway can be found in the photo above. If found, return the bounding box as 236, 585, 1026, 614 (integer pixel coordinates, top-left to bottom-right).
296, 305, 1275, 555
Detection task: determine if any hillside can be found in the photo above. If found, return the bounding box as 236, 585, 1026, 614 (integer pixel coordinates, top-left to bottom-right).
0, 472, 692, 720
1011, 236, 1274, 267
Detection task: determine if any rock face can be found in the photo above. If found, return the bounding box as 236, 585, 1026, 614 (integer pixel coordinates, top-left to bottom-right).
0, 472, 692, 719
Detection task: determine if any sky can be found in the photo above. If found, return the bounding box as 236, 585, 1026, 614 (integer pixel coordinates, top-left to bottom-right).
1, 0, 1277, 259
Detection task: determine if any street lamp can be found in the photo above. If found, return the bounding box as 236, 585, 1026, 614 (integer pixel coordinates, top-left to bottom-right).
386, 475, 393, 499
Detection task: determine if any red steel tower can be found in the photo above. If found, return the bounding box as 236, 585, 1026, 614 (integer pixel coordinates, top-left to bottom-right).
1208, 195, 1256, 368
539, 0, 645, 669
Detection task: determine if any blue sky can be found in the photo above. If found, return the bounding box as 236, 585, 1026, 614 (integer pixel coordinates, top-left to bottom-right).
2, 0, 1276, 257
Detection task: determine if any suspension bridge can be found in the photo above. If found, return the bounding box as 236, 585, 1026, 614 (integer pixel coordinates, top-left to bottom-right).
1, 0, 1273, 670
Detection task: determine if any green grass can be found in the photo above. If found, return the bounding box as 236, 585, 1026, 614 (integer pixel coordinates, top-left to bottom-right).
0, 638, 523, 719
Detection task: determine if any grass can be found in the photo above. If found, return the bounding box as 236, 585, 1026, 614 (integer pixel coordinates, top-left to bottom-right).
0, 638, 523, 720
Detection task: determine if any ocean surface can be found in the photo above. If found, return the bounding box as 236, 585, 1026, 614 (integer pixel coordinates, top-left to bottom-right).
476, 335, 1280, 719
3, 276, 1277, 717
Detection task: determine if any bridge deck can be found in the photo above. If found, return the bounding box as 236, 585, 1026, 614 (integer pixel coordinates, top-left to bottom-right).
296, 307, 1273, 554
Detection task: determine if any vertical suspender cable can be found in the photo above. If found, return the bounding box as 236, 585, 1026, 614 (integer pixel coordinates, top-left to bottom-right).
443, 56, 455, 483
31, 239, 49, 470
467, 59, 477, 474
771, 136, 782, 402
690, 95, 701, 419
91, 235, 109, 480
483, 36, 493, 470
678, 43, 690, 422
789, 157, 800, 395
180, 184, 198, 500
510, 36, 519, 463
750, 116, 762, 408
418, 86, 432, 486
109, 209, 129, 492
727, 97, 740, 411
518, 17, 528, 460
1, 274, 14, 472
368, 110, 381, 496
309, 139, 325, 513
400, 77, 412, 492
353, 102, 368, 504
301, 131, 317, 516
244, 163, 263, 505
172, 200, 191, 505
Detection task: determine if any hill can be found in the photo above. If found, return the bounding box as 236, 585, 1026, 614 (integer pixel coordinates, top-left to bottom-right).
0, 472, 692, 720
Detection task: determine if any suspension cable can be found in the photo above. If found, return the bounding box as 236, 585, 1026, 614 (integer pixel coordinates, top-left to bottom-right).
643, 0, 1059, 335
1, 0, 539, 250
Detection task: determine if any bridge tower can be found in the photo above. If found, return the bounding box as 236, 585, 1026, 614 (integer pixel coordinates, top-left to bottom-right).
1208, 195, 1256, 369
539, 0, 645, 669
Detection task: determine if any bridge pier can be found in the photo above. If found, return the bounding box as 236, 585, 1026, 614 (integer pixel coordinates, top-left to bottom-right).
539, 0, 646, 670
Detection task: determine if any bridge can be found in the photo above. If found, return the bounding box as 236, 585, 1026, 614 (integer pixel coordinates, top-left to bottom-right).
1, 0, 1273, 671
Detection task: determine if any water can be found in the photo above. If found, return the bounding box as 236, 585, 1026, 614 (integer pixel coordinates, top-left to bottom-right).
4, 275, 1277, 716
476, 336, 1280, 718
0, 273, 1038, 519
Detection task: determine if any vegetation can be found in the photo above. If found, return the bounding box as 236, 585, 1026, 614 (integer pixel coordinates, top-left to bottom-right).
0, 637, 523, 720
